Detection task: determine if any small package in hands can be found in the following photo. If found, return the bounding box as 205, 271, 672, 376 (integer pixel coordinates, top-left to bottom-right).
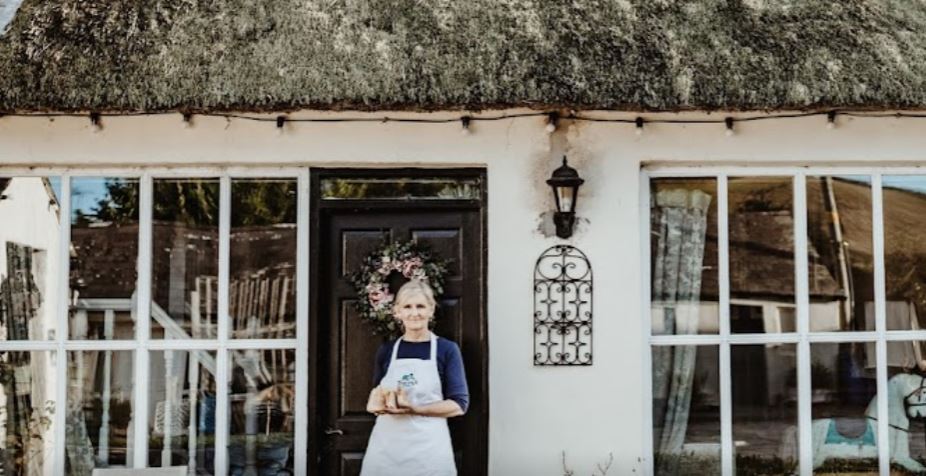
366, 386, 410, 414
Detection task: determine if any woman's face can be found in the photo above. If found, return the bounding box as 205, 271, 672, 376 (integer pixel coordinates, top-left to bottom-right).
394, 292, 434, 332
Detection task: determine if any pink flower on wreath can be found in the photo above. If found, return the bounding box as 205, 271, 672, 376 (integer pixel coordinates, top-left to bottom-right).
401, 257, 424, 278
369, 289, 391, 307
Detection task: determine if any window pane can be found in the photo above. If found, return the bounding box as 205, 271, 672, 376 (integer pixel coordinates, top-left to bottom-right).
230, 179, 297, 339
229, 349, 295, 474
0, 177, 61, 340
66, 350, 135, 473
320, 177, 481, 200
886, 342, 926, 474
651, 345, 720, 475
650, 178, 718, 335
0, 351, 56, 473
806, 176, 874, 333
729, 177, 794, 334
70, 177, 139, 341
151, 179, 219, 340
884, 176, 926, 331
731, 344, 798, 473
811, 343, 878, 473
148, 350, 217, 474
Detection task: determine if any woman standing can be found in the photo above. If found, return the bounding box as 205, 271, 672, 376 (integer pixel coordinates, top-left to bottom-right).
360, 280, 469, 476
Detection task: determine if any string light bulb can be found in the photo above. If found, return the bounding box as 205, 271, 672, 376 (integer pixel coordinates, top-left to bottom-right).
276, 115, 287, 134
461, 116, 472, 136
725, 117, 735, 137
635, 117, 645, 136
182, 112, 194, 129
545, 112, 559, 134
89, 112, 102, 133
827, 111, 837, 130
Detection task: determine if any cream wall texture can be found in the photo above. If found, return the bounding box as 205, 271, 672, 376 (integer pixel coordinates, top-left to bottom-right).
3, 110, 926, 475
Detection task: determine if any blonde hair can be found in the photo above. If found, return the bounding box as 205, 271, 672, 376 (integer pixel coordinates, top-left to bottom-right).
394, 279, 437, 309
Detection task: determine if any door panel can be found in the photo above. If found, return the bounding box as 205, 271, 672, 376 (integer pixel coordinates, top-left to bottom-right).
311, 170, 487, 476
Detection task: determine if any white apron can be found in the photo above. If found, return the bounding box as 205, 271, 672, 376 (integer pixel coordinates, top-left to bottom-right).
360, 333, 456, 476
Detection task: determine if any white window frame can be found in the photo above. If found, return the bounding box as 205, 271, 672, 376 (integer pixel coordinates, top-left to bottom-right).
0, 166, 310, 475
642, 165, 926, 476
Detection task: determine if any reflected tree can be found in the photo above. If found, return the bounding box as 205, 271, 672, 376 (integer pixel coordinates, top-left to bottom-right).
92, 179, 296, 226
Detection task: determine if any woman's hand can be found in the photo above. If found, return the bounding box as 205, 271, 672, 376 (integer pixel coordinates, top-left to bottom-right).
366, 386, 386, 415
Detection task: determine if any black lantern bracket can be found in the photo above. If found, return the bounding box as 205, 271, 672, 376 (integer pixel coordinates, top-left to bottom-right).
533, 244, 593, 366
546, 156, 585, 239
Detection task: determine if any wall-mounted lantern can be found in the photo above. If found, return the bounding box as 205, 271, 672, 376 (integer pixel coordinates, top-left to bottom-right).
546, 156, 585, 239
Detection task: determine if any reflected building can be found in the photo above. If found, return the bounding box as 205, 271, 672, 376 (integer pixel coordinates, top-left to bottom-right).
0, 177, 62, 475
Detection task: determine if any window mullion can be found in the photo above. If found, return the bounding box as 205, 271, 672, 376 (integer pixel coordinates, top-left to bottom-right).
640, 173, 655, 476
53, 175, 70, 476
718, 175, 733, 476
133, 172, 153, 468
215, 175, 231, 475
794, 173, 812, 476
294, 169, 310, 473
873, 174, 890, 474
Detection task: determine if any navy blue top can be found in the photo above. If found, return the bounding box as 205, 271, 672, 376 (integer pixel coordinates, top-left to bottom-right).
373, 336, 469, 414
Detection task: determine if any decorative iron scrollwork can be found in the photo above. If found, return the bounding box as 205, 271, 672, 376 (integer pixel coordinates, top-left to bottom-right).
534, 245, 592, 366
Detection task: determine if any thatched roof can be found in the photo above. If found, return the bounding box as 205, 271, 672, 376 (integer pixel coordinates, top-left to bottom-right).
2, 0, 926, 112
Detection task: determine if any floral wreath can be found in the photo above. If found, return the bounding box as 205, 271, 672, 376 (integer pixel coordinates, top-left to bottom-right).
351, 240, 450, 336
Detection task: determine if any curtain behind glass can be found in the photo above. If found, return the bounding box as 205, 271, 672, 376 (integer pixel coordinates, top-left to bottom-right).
652, 189, 711, 457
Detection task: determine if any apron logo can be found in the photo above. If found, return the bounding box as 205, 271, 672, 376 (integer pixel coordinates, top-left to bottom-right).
398, 373, 418, 388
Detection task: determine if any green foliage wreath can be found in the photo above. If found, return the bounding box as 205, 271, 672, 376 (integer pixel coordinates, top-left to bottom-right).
350, 240, 450, 336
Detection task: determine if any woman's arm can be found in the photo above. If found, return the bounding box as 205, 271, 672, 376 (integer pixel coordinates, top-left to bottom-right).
380, 398, 463, 417
409, 399, 464, 418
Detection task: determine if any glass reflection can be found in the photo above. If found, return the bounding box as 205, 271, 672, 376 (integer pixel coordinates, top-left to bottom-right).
230, 179, 297, 339
70, 177, 139, 341
731, 344, 798, 474
652, 345, 720, 475
151, 179, 220, 340
810, 343, 877, 474
0, 351, 56, 474
728, 177, 795, 334
886, 342, 926, 474
320, 177, 481, 200
66, 350, 135, 474
884, 176, 926, 331
148, 350, 217, 474
229, 349, 295, 475
650, 178, 718, 335
0, 177, 61, 341
806, 177, 874, 333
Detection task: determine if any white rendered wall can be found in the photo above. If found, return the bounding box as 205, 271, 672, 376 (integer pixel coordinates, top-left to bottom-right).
2, 111, 926, 475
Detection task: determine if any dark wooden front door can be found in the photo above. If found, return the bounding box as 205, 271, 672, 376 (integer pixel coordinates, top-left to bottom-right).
309, 169, 487, 476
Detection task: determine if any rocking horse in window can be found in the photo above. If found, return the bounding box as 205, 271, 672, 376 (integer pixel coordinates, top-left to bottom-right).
781, 341, 926, 473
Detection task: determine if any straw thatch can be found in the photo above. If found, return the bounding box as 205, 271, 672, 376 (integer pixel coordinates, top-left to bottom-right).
2, 0, 926, 112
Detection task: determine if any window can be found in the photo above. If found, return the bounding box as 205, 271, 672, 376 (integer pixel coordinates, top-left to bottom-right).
0, 171, 307, 475
646, 169, 926, 476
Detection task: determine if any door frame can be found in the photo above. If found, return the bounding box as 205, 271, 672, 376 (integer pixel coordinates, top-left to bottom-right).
308, 167, 489, 474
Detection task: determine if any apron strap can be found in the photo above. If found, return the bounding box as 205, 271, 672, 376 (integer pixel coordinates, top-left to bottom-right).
390, 337, 402, 364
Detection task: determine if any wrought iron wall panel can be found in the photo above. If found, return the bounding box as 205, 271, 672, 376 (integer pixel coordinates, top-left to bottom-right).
534, 245, 592, 365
